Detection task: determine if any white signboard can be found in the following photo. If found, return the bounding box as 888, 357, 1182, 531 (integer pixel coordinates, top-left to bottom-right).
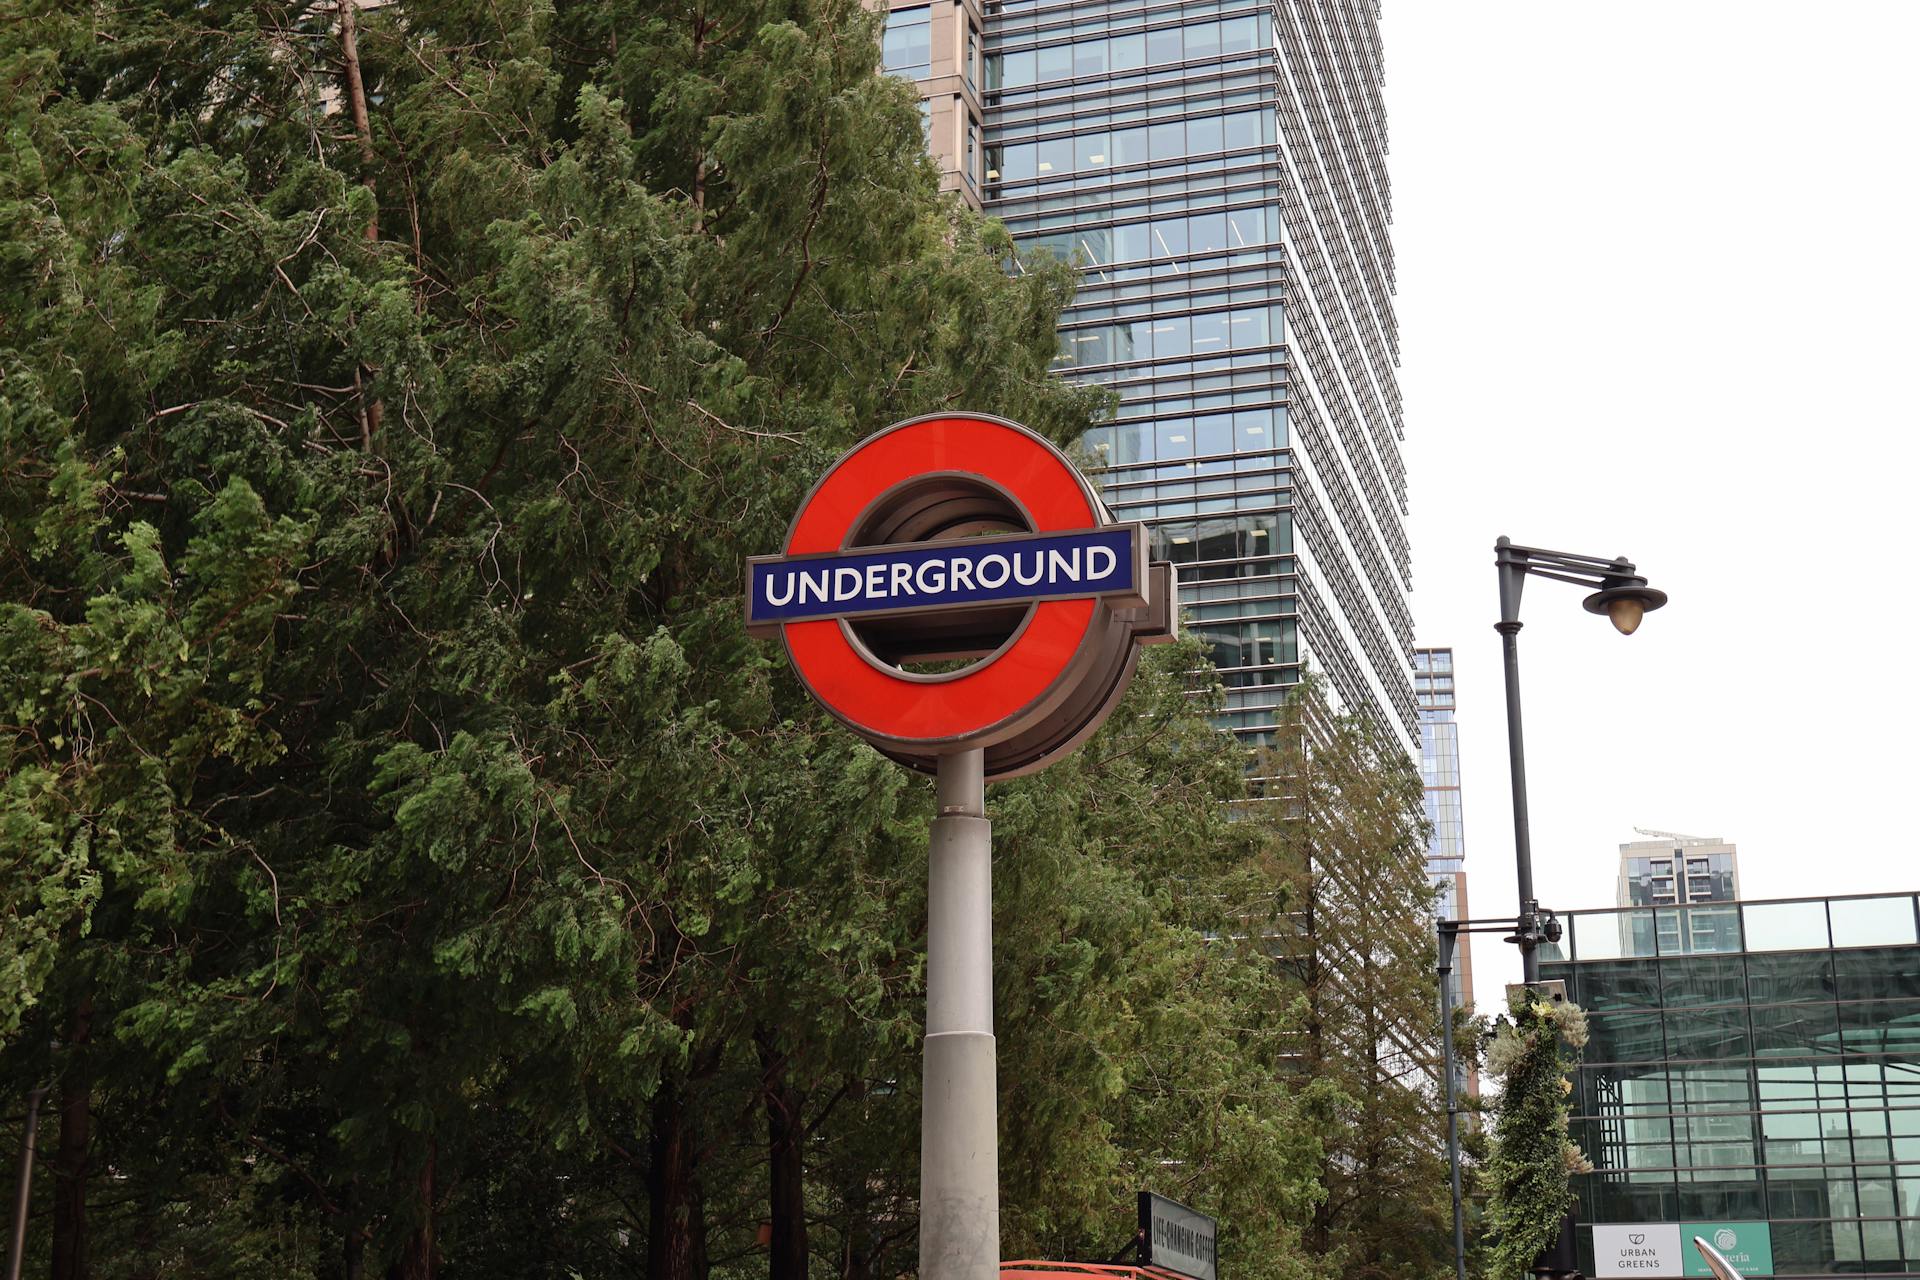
1593, 1224, 1684, 1277
1139, 1191, 1218, 1280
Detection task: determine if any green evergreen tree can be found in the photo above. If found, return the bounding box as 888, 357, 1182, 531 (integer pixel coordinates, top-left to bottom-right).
1260, 683, 1453, 1280
2, 3, 1458, 1278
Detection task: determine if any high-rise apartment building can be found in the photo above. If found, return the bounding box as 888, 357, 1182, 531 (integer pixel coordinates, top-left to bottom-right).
1415, 647, 1473, 1002
1617, 833, 1741, 909
881, 0, 1414, 751
1616, 832, 1741, 956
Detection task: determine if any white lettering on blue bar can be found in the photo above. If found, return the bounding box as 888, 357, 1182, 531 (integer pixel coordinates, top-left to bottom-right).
749, 527, 1139, 627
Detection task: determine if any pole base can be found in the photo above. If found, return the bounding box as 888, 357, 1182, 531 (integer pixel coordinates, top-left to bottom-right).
921, 1030, 999, 1280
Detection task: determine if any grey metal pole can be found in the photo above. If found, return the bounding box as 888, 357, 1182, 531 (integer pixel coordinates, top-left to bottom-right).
921, 748, 998, 1280
1437, 925, 1467, 1280
1497, 617, 1539, 985
6, 1085, 46, 1280
1495, 538, 1541, 986
1493, 540, 1540, 989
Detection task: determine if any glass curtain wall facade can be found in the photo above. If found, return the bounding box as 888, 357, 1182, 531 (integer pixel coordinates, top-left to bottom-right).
1540, 894, 1920, 1277
967, 0, 1413, 750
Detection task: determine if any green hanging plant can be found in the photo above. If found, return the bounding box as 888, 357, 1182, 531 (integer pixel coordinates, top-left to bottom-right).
1481, 993, 1591, 1280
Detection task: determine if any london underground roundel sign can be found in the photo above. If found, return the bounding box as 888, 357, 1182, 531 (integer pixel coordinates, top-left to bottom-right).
747, 413, 1175, 778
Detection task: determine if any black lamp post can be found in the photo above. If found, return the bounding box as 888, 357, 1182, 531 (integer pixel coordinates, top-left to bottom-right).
1493, 536, 1668, 985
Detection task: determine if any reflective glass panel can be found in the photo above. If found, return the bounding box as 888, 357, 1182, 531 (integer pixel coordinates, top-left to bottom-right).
1830, 896, 1918, 947
1664, 1007, 1750, 1061
1156, 419, 1193, 461
1223, 110, 1262, 150
1229, 306, 1270, 349
1190, 311, 1230, 355
1747, 951, 1834, 1004
1744, 900, 1831, 952
1190, 211, 1229, 253
1587, 1010, 1665, 1063
1580, 958, 1660, 1011
1000, 143, 1037, 182
881, 7, 932, 78
1194, 413, 1233, 456
1153, 315, 1190, 357
1662, 955, 1746, 1007
1833, 946, 1920, 1001
1037, 136, 1073, 176
1751, 1001, 1842, 1057
1187, 113, 1224, 155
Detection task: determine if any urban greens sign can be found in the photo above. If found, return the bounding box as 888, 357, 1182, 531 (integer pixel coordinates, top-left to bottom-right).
1592, 1222, 1774, 1278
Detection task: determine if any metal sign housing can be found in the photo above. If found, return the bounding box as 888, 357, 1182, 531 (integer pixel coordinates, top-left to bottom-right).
748, 412, 1173, 779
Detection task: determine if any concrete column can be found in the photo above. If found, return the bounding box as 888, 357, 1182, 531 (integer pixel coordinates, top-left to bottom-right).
920, 748, 997, 1280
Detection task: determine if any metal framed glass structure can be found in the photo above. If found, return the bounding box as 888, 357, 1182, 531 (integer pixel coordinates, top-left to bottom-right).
1540, 894, 1920, 1277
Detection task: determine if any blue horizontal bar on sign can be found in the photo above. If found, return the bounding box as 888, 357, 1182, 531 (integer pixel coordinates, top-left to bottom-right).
747, 526, 1145, 629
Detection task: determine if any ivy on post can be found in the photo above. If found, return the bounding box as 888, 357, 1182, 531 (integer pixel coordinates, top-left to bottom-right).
1482, 994, 1592, 1280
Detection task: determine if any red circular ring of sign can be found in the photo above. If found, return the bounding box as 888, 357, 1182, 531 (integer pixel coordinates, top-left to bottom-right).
782, 414, 1107, 746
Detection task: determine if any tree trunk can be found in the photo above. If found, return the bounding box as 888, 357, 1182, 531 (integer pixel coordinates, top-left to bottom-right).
648, 1080, 708, 1280
128, 1189, 159, 1280
51, 994, 93, 1280
335, 0, 387, 454
336, 0, 379, 240
386, 1139, 436, 1280
757, 1031, 808, 1280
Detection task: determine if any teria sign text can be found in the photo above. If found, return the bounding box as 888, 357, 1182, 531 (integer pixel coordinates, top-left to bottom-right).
747, 526, 1144, 632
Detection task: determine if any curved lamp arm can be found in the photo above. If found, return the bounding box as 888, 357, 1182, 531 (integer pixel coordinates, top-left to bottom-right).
1496, 536, 1668, 634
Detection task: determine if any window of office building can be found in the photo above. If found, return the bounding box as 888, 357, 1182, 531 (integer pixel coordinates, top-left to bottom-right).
882, 6, 932, 79
985, 15, 1265, 89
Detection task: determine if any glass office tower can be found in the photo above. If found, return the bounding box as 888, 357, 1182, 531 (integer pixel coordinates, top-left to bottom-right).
882, 0, 1414, 751
1540, 894, 1920, 1277
1416, 647, 1473, 1007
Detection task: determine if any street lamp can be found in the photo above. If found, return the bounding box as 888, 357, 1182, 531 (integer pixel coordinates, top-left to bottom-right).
1494, 537, 1667, 984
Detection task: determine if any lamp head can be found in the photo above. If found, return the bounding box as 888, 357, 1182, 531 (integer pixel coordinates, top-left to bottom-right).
1582, 580, 1667, 636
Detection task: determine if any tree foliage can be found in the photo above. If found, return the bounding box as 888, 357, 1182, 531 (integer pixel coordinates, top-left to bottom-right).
1259, 683, 1452, 1280
0, 1, 1451, 1277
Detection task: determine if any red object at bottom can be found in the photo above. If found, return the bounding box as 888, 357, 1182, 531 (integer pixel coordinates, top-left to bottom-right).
1002, 1262, 1195, 1280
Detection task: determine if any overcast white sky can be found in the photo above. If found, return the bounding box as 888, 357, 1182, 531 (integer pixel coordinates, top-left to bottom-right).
1382, 3, 1920, 1011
